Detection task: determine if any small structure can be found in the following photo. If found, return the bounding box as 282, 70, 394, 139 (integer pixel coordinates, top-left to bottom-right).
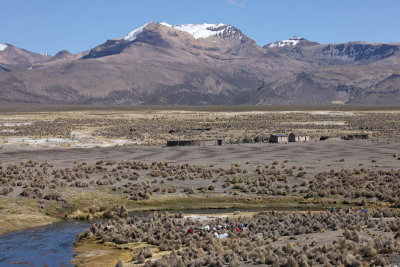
166, 139, 222, 147
269, 134, 288, 144
166, 140, 202, 147
289, 133, 310, 142
342, 134, 369, 140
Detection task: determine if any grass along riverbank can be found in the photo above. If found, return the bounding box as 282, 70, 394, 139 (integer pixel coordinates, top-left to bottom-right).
0, 190, 392, 236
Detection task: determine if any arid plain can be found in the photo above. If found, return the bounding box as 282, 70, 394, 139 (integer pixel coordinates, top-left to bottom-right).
0, 106, 400, 266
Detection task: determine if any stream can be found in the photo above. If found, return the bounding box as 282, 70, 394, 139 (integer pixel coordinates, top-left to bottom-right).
0, 220, 90, 267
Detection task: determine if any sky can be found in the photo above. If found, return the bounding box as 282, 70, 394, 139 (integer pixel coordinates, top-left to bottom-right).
1, 0, 399, 55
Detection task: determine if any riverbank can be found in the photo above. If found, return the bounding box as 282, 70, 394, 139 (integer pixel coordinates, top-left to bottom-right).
0, 189, 391, 237
0, 195, 302, 236
0, 197, 62, 235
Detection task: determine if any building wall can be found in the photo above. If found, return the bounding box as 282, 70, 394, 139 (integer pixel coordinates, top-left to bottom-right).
270, 135, 288, 143
289, 134, 309, 142
298, 136, 309, 142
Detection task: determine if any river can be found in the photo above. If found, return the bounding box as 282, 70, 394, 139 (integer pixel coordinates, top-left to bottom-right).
0, 220, 90, 267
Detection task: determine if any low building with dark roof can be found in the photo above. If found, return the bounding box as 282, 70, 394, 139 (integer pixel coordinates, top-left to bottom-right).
269, 134, 288, 143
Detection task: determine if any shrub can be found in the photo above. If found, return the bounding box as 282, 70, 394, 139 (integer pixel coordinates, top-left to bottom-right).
360, 245, 377, 257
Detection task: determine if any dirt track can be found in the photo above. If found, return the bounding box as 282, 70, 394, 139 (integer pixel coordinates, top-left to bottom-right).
1, 139, 399, 174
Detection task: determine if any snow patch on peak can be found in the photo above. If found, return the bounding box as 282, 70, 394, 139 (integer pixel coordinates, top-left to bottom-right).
122, 22, 239, 42
268, 36, 305, 48
0, 44, 8, 52
160, 22, 172, 27
290, 36, 305, 40
171, 23, 229, 39
122, 23, 150, 41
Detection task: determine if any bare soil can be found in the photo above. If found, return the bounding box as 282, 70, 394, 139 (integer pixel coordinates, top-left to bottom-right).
0, 140, 399, 173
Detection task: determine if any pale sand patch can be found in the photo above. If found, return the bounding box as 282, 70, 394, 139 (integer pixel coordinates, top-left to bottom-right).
184, 211, 256, 222
284, 121, 346, 126
1, 121, 33, 127
0, 136, 140, 148
310, 111, 356, 116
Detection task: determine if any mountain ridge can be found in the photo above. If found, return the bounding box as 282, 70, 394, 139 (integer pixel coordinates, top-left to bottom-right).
0, 22, 399, 105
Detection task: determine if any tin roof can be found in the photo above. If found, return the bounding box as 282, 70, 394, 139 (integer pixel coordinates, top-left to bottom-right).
271, 134, 287, 137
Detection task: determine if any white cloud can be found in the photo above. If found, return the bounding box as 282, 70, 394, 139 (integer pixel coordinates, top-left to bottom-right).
227, 0, 246, 8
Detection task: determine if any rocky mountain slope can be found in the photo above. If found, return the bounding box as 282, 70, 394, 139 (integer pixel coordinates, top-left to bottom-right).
0, 22, 399, 105
0, 43, 51, 71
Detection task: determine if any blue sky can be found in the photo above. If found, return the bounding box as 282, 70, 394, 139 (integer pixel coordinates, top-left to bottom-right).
1, 0, 399, 55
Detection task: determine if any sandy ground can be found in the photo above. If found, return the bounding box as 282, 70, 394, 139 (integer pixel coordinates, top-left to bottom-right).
0, 139, 399, 174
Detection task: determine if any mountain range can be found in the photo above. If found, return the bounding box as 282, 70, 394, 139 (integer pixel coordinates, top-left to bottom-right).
1, 22, 400, 105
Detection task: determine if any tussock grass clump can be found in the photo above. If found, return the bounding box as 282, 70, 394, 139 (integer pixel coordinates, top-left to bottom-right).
44, 192, 63, 201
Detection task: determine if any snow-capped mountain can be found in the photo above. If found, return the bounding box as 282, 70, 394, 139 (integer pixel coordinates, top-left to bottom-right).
123, 22, 244, 41
266, 36, 318, 48
85, 22, 254, 59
